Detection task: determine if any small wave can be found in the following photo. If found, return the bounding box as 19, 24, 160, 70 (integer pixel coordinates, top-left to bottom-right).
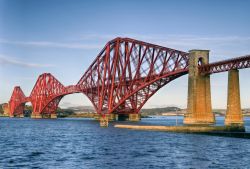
27, 151, 44, 158
81, 156, 95, 160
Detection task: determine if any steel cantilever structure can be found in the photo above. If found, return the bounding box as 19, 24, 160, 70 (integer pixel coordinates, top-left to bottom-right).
30, 73, 67, 116
9, 86, 27, 117
77, 38, 189, 115
7, 37, 250, 118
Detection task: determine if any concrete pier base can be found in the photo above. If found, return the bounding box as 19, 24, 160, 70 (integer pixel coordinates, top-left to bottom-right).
31, 113, 42, 119
112, 114, 141, 121
129, 114, 141, 122
31, 113, 57, 119
94, 114, 116, 121
100, 116, 109, 127
94, 113, 141, 122
184, 113, 215, 125
9, 114, 24, 118
225, 70, 244, 126
17, 114, 24, 118
184, 50, 215, 125
0, 114, 10, 117
50, 114, 57, 119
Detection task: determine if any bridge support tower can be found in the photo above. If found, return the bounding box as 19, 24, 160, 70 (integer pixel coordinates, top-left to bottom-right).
225, 69, 244, 126
184, 50, 215, 125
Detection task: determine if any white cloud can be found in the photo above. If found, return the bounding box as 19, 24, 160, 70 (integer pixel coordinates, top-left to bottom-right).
78, 33, 250, 61
0, 54, 55, 68
1, 34, 250, 63
79, 33, 250, 43
0, 39, 102, 49
1, 34, 250, 58
59, 102, 76, 108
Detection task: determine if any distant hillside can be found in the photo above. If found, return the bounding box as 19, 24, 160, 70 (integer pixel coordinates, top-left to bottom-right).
66, 106, 95, 112
64, 106, 182, 114
1, 102, 250, 117
141, 107, 181, 115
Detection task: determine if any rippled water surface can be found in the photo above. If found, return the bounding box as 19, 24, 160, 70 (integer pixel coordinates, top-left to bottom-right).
1, 116, 250, 169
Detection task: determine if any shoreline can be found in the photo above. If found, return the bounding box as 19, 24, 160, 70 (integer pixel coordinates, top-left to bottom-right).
114, 124, 250, 138
2, 114, 250, 118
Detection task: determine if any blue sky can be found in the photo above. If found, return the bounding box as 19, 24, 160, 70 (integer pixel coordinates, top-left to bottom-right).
0, 0, 250, 109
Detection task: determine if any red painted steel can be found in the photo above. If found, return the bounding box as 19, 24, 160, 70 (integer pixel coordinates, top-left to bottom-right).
7, 37, 250, 117
9, 86, 27, 117
77, 37, 189, 116
199, 55, 250, 74
29, 73, 67, 116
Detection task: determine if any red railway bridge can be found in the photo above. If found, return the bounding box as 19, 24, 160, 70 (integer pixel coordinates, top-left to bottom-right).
5, 37, 250, 126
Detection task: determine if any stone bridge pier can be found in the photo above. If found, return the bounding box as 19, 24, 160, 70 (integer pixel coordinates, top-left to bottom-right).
184, 50, 215, 125
225, 69, 244, 126
184, 50, 244, 126
31, 112, 57, 119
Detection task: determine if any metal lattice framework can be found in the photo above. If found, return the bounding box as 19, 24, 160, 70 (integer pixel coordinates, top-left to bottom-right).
8, 73, 82, 116
7, 37, 250, 117
9, 86, 27, 117
29, 73, 68, 116
77, 38, 189, 115
200, 55, 250, 74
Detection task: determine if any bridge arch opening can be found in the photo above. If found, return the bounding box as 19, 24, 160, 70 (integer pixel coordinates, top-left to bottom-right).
198, 57, 205, 66
24, 102, 33, 117
10, 101, 32, 118
139, 74, 188, 122
57, 93, 96, 118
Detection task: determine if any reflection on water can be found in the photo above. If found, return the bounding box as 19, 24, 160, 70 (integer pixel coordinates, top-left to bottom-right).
0, 116, 250, 169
